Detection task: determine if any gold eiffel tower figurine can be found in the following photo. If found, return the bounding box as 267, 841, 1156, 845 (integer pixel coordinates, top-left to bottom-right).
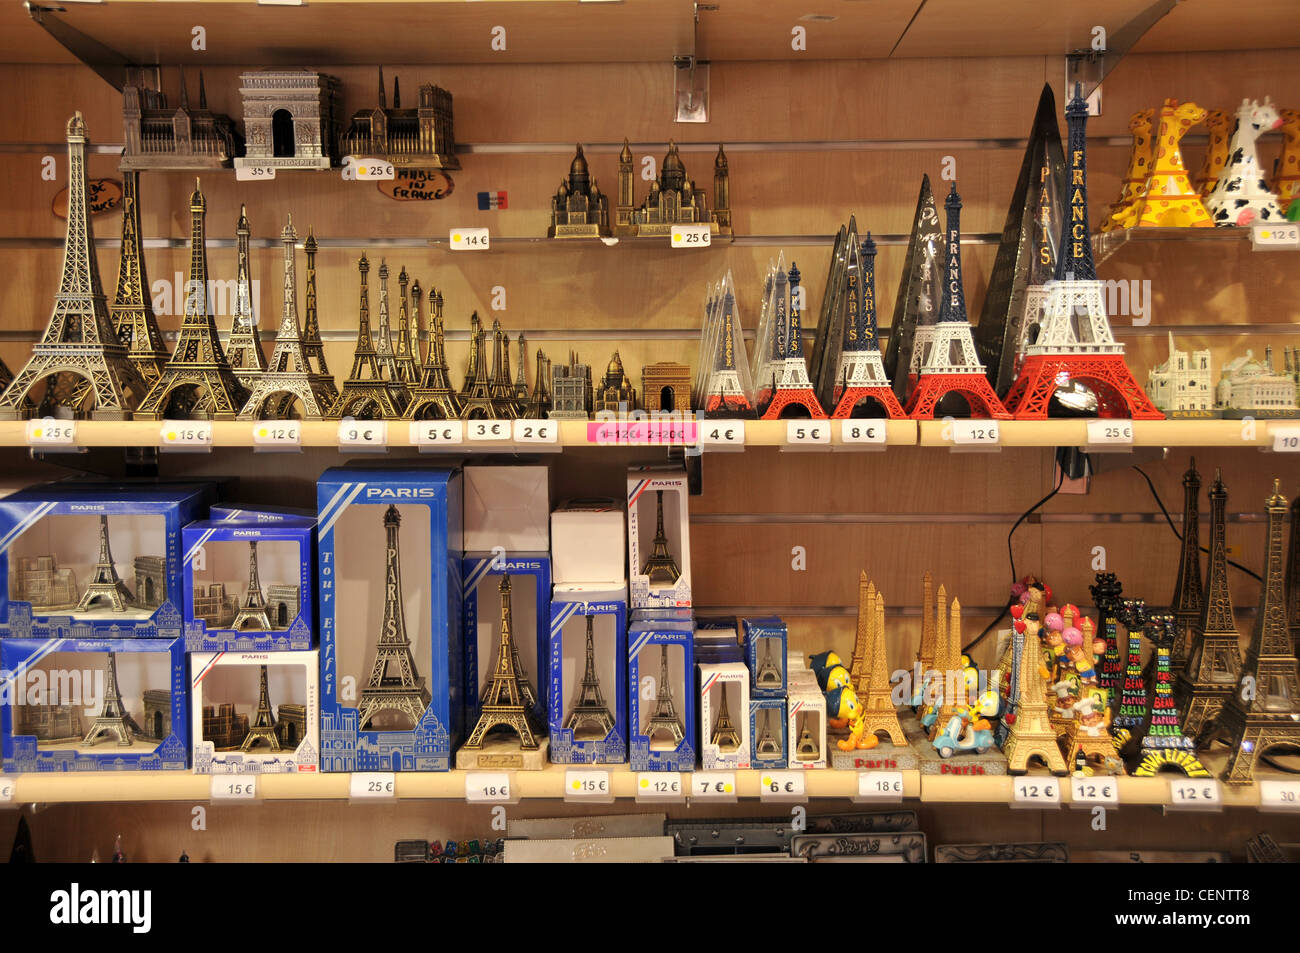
373, 259, 402, 385
390, 267, 421, 385
525, 348, 552, 419
224, 205, 268, 388
564, 615, 615, 739
111, 170, 169, 387
643, 645, 684, 748
1285, 489, 1299, 657
328, 255, 410, 419
641, 490, 681, 586
1003, 611, 1069, 775
463, 574, 540, 749
83, 652, 142, 746
488, 319, 521, 419
755, 636, 782, 688
301, 230, 330, 379
1198, 481, 1300, 784
76, 515, 136, 612
240, 664, 281, 752
709, 683, 742, 751
1170, 459, 1205, 674
795, 718, 820, 759
403, 282, 462, 420
852, 581, 906, 747
230, 540, 272, 631
755, 707, 782, 758
458, 312, 498, 419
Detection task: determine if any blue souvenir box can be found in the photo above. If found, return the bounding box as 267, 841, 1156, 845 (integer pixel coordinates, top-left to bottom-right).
182, 519, 315, 652
209, 503, 317, 525
0, 482, 208, 640
750, 697, 788, 769
742, 616, 788, 698
628, 616, 695, 771
548, 584, 628, 764
317, 466, 463, 772
463, 552, 551, 726
1, 636, 188, 771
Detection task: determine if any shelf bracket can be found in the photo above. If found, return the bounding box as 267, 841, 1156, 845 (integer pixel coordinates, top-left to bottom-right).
24, 2, 133, 92
1065, 0, 1177, 102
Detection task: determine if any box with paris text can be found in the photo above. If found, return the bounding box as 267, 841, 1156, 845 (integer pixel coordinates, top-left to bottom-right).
626, 468, 691, 609
547, 584, 627, 764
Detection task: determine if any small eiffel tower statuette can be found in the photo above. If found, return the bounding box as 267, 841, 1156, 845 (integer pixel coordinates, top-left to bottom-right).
112, 169, 169, 386
1170, 458, 1205, 674
709, 683, 742, 752
225, 204, 268, 386
641, 490, 681, 586
240, 664, 281, 752
403, 283, 462, 420
795, 720, 820, 759
76, 515, 136, 612
463, 574, 540, 749
642, 644, 684, 748
83, 652, 141, 746
328, 254, 410, 420
457, 311, 498, 419
755, 637, 782, 688
230, 540, 273, 631
564, 614, 614, 740
755, 708, 781, 757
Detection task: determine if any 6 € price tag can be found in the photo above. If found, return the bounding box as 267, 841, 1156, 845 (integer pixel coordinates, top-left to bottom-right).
210, 776, 258, 801
565, 769, 612, 802
410, 420, 463, 447
950, 420, 1000, 447
349, 772, 396, 800
786, 420, 830, 446
450, 227, 490, 251
671, 223, 712, 248
691, 771, 737, 801
513, 419, 557, 444
468, 419, 511, 442
699, 421, 745, 449
160, 420, 213, 450
337, 419, 387, 451
760, 770, 806, 802
856, 771, 904, 801
1259, 780, 1300, 811
1086, 419, 1134, 446
635, 772, 683, 801
840, 420, 887, 445
1070, 775, 1119, 807
1272, 426, 1300, 453
1012, 776, 1060, 807
465, 772, 512, 804
25, 418, 77, 448
1167, 778, 1221, 811
252, 421, 301, 449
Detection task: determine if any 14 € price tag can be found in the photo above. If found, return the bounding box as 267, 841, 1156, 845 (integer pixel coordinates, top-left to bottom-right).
160, 420, 213, 449
410, 420, 463, 447
857, 771, 904, 801
840, 420, 887, 445
1070, 776, 1119, 807
467, 420, 510, 441
1272, 426, 1300, 453
252, 421, 300, 449
1086, 419, 1134, 446
1168, 778, 1221, 810
337, 419, 387, 450
465, 772, 512, 803
671, 224, 712, 248
1259, 780, 1300, 811
513, 419, 557, 444
636, 772, 682, 801
565, 769, 612, 801
210, 776, 257, 801
786, 420, 830, 446
450, 227, 490, 251
349, 772, 396, 799
760, 770, 806, 802
950, 420, 1000, 446
1012, 776, 1060, 807
691, 771, 736, 801
25, 418, 77, 447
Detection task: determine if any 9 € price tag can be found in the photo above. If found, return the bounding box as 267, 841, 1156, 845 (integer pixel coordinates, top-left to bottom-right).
512, 419, 557, 444
210, 776, 258, 801
337, 419, 387, 451
1167, 778, 1221, 811
1012, 776, 1060, 807
950, 420, 1000, 447
699, 421, 745, 449
760, 770, 806, 802
252, 421, 301, 449
349, 772, 396, 800
564, 769, 612, 802
1259, 780, 1300, 811
785, 420, 830, 446
235, 164, 276, 181
635, 772, 683, 801
840, 420, 887, 445
856, 771, 904, 801
1070, 776, 1119, 807
160, 420, 213, 450
468, 419, 511, 441
691, 771, 737, 801
25, 418, 77, 448
1272, 426, 1300, 453
410, 420, 463, 447
1086, 419, 1134, 446
0, 777, 14, 803
465, 772, 512, 804
671, 224, 712, 248
450, 227, 490, 251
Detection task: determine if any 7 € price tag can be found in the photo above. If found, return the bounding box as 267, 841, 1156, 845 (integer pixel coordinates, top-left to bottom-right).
564, 769, 613, 802
468, 419, 511, 442
1070, 775, 1119, 808
785, 420, 830, 447
635, 772, 683, 802
1272, 426, 1300, 453
251, 421, 300, 450
671, 223, 712, 248
160, 420, 213, 450
410, 420, 463, 448
1086, 419, 1134, 446
465, 772, 512, 804
950, 420, 1000, 447
210, 776, 258, 801
512, 419, 558, 444
349, 772, 396, 800
840, 420, 887, 446
1012, 776, 1060, 808
1259, 780, 1300, 811
337, 419, 387, 451
698, 420, 745, 450
1167, 778, 1221, 811
760, 770, 806, 802
450, 227, 490, 251
25, 418, 77, 448
856, 771, 904, 802
691, 771, 737, 802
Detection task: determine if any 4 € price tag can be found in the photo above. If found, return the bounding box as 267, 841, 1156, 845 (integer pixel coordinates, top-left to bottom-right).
1272, 426, 1300, 453
210, 776, 258, 801
565, 769, 613, 802
410, 420, 463, 448
25, 417, 77, 448
1167, 778, 1221, 811
760, 770, 806, 802
337, 419, 387, 451
699, 420, 745, 449
160, 420, 213, 450
691, 771, 737, 802
450, 227, 490, 251
512, 419, 558, 444
350, 772, 396, 800
252, 421, 300, 450
671, 224, 712, 248
1012, 776, 1060, 808
465, 772, 513, 804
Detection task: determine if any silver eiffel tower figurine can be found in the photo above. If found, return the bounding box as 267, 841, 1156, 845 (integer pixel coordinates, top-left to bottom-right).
564, 615, 615, 739
240, 665, 282, 752
643, 645, 684, 747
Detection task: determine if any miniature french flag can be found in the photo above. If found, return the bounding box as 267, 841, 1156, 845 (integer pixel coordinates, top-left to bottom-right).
477, 191, 508, 210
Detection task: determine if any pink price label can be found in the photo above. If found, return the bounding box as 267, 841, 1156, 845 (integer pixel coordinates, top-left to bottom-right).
586, 420, 699, 445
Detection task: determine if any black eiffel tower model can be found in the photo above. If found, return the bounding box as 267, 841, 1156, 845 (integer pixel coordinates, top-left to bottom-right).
1175, 471, 1242, 737
1198, 481, 1300, 784
357, 506, 430, 730
1170, 459, 1206, 675
1111, 598, 1150, 752
231, 541, 273, 630
882, 174, 942, 408
403, 282, 462, 419
391, 268, 421, 385
83, 652, 142, 746
458, 312, 498, 419
709, 683, 742, 752
76, 515, 136, 612
111, 170, 169, 388
0, 114, 144, 420
460, 575, 544, 760
240, 665, 281, 752
225, 205, 268, 389
563, 615, 615, 740
643, 645, 684, 748
641, 491, 681, 586
135, 179, 249, 419
1090, 573, 1125, 716
328, 255, 410, 419
1131, 614, 1209, 777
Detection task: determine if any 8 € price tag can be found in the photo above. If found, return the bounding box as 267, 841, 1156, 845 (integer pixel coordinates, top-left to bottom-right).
349, 772, 396, 800
160, 420, 213, 450
1167, 778, 1221, 811
691, 771, 737, 801
410, 420, 463, 448
699, 421, 745, 449
565, 769, 612, 802
252, 421, 300, 449
1012, 776, 1060, 808
635, 772, 683, 801
840, 420, 887, 445
513, 419, 557, 444
1272, 426, 1300, 453
1070, 775, 1119, 807
25, 417, 77, 448
1086, 419, 1134, 446
210, 776, 258, 801
337, 419, 387, 451
450, 227, 490, 251
760, 770, 806, 802
856, 771, 904, 802
671, 223, 712, 248
786, 420, 830, 446
465, 772, 512, 804
468, 419, 511, 442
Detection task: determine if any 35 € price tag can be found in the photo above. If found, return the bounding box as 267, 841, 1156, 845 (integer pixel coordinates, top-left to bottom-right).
0, 778, 14, 803
349, 772, 396, 800
840, 420, 887, 445
565, 769, 612, 802
342, 156, 395, 181
1272, 426, 1300, 453
251, 421, 300, 449
760, 770, 806, 802
467, 419, 510, 441
691, 771, 736, 802
235, 165, 276, 181
450, 227, 490, 251
25, 418, 77, 448
410, 420, 463, 447
950, 420, 1000, 447
671, 223, 712, 248
337, 419, 386, 451
465, 772, 512, 804
786, 420, 830, 446
857, 771, 904, 801
635, 772, 683, 801
1086, 419, 1134, 446
513, 419, 557, 444
1167, 778, 1221, 811
699, 421, 745, 449
210, 776, 258, 801
1012, 776, 1060, 807
160, 420, 213, 450
1070, 776, 1119, 807
1250, 222, 1300, 249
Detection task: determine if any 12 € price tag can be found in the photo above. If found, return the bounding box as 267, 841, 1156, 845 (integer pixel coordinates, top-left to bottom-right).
450, 227, 490, 251
950, 420, 1000, 447
1086, 419, 1134, 446
251, 421, 301, 449
465, 772, 512, 804
210, 776, 258, 801
760, 770, 806, 802
1167, 778, 1221, 811
691, 771, 737, 801
1250, 222, 1300, 249
349, 772, 396, 800
840, 420, 887, 445
1012, 776, 1060, 808
1258, 780, 1300, 811
635, 772, 683, 801
857, 771, 904, 801
410, 420, 463, 448
513, 419, 557, 444
1070, 775, 1119, 807
467, 419, 511, 442
1272, 426, 1300, 453
671, 223, 712, 248
25, 418, 77, 448
698, 421, 745, 449
160, 420, 213, 450
337, 419, 387, 451
786, 420, 830, 446
565, 769, 612, 802
235, 165, 276, 181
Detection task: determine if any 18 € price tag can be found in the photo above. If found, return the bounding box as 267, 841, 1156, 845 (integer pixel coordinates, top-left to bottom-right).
671, 224, 712, 248
635, 772, 683, 801
1272, 426, 1300, 453
252, 421, 301, 449
1167, 778, 1221, 811
450, 227, 490, 251
857, 771, 904, 801
465, 772, 512, 803
1086, 419, 1134, 446
349, 772, 396, 799
1012, 776, 1060, 807
337, 419, 386, 451
25, 417, 77, 448
210, 776, 258, 801
513, 419, 557, 444
840, 420, 887, 445
410, 420, 463, 447
760, 770, 806, 802
1070, 776, 1118, 807
691, 771, 736, 801
565, 769, 612, 802
160, 420, 213, 450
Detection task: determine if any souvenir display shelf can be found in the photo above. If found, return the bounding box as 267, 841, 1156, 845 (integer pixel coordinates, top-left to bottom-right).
1, 0, 1299, 862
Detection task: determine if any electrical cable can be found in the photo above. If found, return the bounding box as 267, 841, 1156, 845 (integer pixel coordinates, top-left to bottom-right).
1131, 465, 1263, 582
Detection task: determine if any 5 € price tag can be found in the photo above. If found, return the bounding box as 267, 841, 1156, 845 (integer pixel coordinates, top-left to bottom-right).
210, 776, 258, 801
840, 420, 887, 445
699, 421, 745, 449
410, 420, 463, 447
337, 419, 387, 451
635, 772, 683, 801
252, 421, 300, 449
25, 418, 77, 448
349, 772, 396, 799
786, 420, 830, 446
950, 420, 1000, 447
1272, 426, 1300, 453
691, 771, 737, 801
565, 769, 612, 802
1070, 776, 1119, 807
671, 224, 712, 248
467, 419, 511, 442
1012, 776, 1060, 807
760, 770, 806, 802
1086, 419, 1134, 446
512, 419, 557, 444
160, 420, 213, 450
1167, 778, 1221, 811
1259, 780, 1300, 811
465, 772, 512, 804
857, 771, 904, 801
450, 227, 490, 251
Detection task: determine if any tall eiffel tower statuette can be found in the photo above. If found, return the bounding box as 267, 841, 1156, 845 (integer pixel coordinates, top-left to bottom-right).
1089, 572, 1126, 714
1132, 614, 1209, 777
240, 664, 282, 752
1170, 459, 1205, 674
830, 234, 905, 419
404, 282, 462, 419
135, 179, 249, 420
709, 682, 742, 751
488, 319, 522, 419
760, 263, 826, 419
231, 540, 273, 631
238, 215, 339, 419
357, 505, 431, 730
1285, 489, 1300, 657
526, 347, 551, 419
854, 583, 906, 746
112, 169, 169, 386
643, 644, 685, 747
328, 255, 409, 419
0, 114, 144, 420
463, 574, 540, 749
373, 260, 402, 385
225, 204, 268, 387
564, 614, 615, 739
83, 652, 142, 746
755, 707, 781, 757
1175, 471, 1242, 737
514, 333, 530, 402
390, 267, 421, 385
640, 490, 681, 586
301, 230, 330, 378
76, 514, 136, 612
1002, 613, 1069, 775
1112, 598, 1151, 750
1198, 481, 1300, 784
458, 311, 498, 419
701, 276, 755, 418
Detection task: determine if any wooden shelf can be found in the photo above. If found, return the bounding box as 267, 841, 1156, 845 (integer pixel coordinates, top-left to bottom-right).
915, 418, 1292, 449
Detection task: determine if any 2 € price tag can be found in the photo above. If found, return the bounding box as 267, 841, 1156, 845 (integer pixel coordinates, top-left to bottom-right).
342, 156, 395, 181
760, 770, 806, 802
210, 776, 258, 801
25, 418, 77, 448
512, 419, 557, 444
840, 420, 887, 445
337, 419, 387, 451
467, 419, 511, 441
950, 420, 1000, 447
465, 772, 512, 803
450, 227, 490, 251
699, 421, 745, 449
565, 769, 612, 802
160, 420, 213, 450
635, 772, 683, 801
235, 164, 276, 181
1259, 780, 1300, 811
691, 771, 737, 801
785, 420, 830, 446
1167, 778, 1221, 811
1012, 776, 1060, 808
1250, 222, 1300, 249
1272, 426, 1300, 453
410, 420, 463, 447
1070, 776, 1119, 807
251, 421, 301, 449
671, 223, 713, 248
349, 772, 396, 800
857, 771, 904, 801
1086, 419, 1134, 446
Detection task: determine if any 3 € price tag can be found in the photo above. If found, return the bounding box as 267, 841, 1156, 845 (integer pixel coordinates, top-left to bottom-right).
691, 771, 737, 802
25, 418, 77, 448
1070, 776, 1119, 807
565, 769, 612, 802
1167, 778, 1221, 811
512, 419, 558, 444
1086, 419, 1134, 446
760, 770, 806, 802
337, 419, 387, 451
840, 420, 887, 445
671, 223, 712, 248
465, 772, 512, 804
1272, 426, 1300, 453
467, 419, 511, 442
1259, 780, 1300, 811
699, 421, 745, 449
210, 776, 258, 801
341, 156, 395, 181
635, 772, 683, 802
785, 420, 830, 446
160, 420, 213, 450
235, 164, 276, 181
950, 420, 1000, 447
1012, 776, 1060, 808
410, 420, 463, 448
856, 771, 904, 802
251, 421, 301, 450
1250, 222, 1300, 249
349, 772, 396, 800
450, 227, 490, 251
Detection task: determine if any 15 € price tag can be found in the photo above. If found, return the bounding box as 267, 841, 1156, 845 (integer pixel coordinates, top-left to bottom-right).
671, 224, 712, 248
467, 419, 510, 441
410, 420, 463, 447
1070, 776, 1119, 807
1167, 778, 1221, 811
635, 772, 683, 801
252, 421, 300, 449
337, 419, 387, 451
465, 772, 512, 803
1251, 222, 1300, 249
699, 421, 745, 449
840, 420, 887, 445
760, 770, 806, 802
25, 418, 77, 448
786, 420, 830, 446
349, 772, 396, 799
950, 420, 1000, 447
450, 227, 490, 251
160, 420, 213, 450
210, 776, 258, 801
1272, 426, 1300, 453
1012, 776, 1060, 807
857, 771, 904, 801
513, 419, 557, 444
1086, 419, 1134, 446
691, 771, 736, 801
342, 156, 395, 181
1259, 780, 1300, 811
565, 769, 612, 802
235, 165, 276, 181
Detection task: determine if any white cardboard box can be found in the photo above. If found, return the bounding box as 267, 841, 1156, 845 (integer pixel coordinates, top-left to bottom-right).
551, 499, 626, 586
626, 468, 691, 609
464, 465, 550, 552
698, 660, 751, 770
787, 679, 827, 769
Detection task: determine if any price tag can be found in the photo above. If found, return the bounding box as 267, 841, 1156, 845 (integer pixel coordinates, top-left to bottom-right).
856, 770, 905, 802
512, 419, 558, 444
349, 772, 396, 800
160, 420, 213, 451
25, 418, 77, 448
1086, 419, 1134, 446
785, 420, 830, 447
209, 776, 258, 801
450, 227, 490, 251
465, 772, 513, 804
840, 420, 887, 445
1012, 776, 1061, 808
1167, 778, 1221, 811
1250, 222, 1300, 249
1070, 776, 1119, 807
564, 769, 613, 802
342, 156, 395, 181
467, 419, 511, 441
698, 421, 745, 449
950, 420, 1000, 447
409, 420, 463, 448
1272, 426, 1300, 453
337, 419, 387, 451
759, 770, 806, 802
251, 421, 301, 450
0, 777, 14, 803
1259, 780, 1300, 811
691, 771, 737, 802
635, 772, 683, 802
235, 164, 276, 181
671, 223, 713, 248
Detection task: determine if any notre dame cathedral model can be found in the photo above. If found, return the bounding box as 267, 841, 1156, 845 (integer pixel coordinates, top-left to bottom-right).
339, 69, 458, 170
614, 139, 731, 238
120, 68, 243, 171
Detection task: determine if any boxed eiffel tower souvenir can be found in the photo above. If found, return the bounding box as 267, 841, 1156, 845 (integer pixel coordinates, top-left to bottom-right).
627, 468, 691, 609
750, 697, 787, 768
190, 651, 319, 774
317, 466, 464, 772
209, 503, 316, 526
741, 617, 787, 698
182, 520, 315, 652
628, 617, 696, 771
788, 668, 827, 769
0, 483, 208, 640
463, 553, 551, 728
1, 637, 188, 772
464, 465, 551, 553
547, 585, 628, 763
697, 645, 750, 770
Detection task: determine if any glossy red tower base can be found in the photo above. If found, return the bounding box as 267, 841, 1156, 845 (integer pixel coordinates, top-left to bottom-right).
1004, 354, 1164, 420
904, 372, 1011, 419
761, 386, 827, 419
831, 385, 906, 419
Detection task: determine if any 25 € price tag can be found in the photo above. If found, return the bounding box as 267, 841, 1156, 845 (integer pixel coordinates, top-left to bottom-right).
160, 420, 213, 450
1086, 419, 1134, 446
450, 227, 490, 251
691, 771, 736, 802
349, 772, 396, 799
252, 421, 300, 449
513, 419, 557, 444
699, 421, 745, 449
342, 156, 395, 181
25, 418, 77, 448
786, 420, 830, 446
671, 223, 712, 248
1012, 776, 1060, 807
760, 770, 806, 802
210, 776, 258, 801
465, 772, 512, 804
857, 771, 904, 801
235, 165, 276, 181
337, 419, 387, 451
0, 777, 14, 803
1167, 778, 1221, 811
635, 772, 683, 801
467, 419, 510, 441
1259, 780, 1300, 811
840, 420, 887, 445
1251, 222, 1300, 249
951, 420, 1000, 447
410, 420, 463, 447
1272, 426, 1300, 453
1070, 776, 1119, 807
565, 769, 612, 802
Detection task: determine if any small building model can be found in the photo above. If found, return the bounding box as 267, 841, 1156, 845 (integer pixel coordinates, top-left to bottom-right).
548, 145, 610, 238
1146, 333, 1217, 417
121, 68, 242, 171
1216, 346, 1298, 417
235, 69, 341, 171
339, 69, 458, 170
